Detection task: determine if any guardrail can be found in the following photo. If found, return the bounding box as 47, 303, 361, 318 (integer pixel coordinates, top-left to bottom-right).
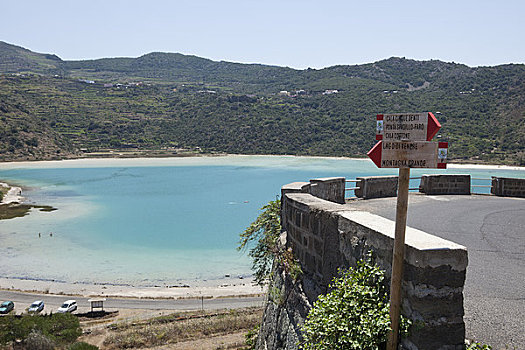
345, 175, 502, 198
471, 177, 492, 194
345, 179, 360, 199
345, 176, 423, 199
409, 176, 421, 191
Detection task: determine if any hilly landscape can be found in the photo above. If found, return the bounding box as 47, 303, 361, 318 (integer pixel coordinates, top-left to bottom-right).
1, 40, 524, 164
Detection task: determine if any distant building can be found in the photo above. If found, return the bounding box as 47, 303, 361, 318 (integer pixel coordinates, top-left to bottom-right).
322, 89, 339, 95
279, 90, 290, 96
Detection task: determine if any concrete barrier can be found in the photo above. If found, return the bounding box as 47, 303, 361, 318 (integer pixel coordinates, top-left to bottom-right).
491, 176, 525, 197
354, 176, 398, 199
310, 177, 345, 204
419, 174, 471, 195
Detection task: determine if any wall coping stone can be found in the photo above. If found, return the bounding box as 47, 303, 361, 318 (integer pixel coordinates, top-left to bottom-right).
282, 182, 310, 192
286, 191, 467, 271
310, 177, 345, 182
338, 210, 468, 271
285, 192, 351, 213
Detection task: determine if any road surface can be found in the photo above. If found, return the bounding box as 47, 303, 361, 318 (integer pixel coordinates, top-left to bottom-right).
350, 194, 524, 350
0, 290, 264, 314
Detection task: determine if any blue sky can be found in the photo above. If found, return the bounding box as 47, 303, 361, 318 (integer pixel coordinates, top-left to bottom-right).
1, 0, 524, 69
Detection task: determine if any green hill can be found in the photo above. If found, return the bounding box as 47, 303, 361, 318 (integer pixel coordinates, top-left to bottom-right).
0, 41, 524, 164
0, 41, 63, 75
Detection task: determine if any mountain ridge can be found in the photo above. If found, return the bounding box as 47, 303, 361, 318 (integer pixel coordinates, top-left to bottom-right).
4, 40, 524, 91
0, 41, 524, 164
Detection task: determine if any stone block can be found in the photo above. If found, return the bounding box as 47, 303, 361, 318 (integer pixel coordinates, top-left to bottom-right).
491, 176, 525, 197
355, 176, 398, 199
309, 177, 346, 203
419, 174, 471, 195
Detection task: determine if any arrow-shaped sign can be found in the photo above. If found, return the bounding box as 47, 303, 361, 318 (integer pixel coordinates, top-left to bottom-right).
376, 112, 441, 141
368, 140, 448, 169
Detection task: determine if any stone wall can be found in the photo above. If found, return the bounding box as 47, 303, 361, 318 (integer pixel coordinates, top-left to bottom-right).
491, 176, 525, 197
309, 177, 346, 204
419, 174, 471, 195
257, 178, 468, 350
354, 175, 398, 199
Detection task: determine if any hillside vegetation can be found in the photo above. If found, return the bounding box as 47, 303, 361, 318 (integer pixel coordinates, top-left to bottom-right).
1, 41, 524, 164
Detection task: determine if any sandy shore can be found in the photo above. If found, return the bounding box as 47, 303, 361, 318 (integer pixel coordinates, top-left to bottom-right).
1, 154, 523, 171
0, 276, 265, 299
0, 182, 23, 205
0, 154, 367, 170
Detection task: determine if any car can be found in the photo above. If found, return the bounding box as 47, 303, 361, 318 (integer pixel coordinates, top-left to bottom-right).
28, 300, 44, 313
0, 301, 14, 314
57, 300, 77, 313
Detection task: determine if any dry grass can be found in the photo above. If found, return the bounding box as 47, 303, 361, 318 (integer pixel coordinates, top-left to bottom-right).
101, 307, 262, 349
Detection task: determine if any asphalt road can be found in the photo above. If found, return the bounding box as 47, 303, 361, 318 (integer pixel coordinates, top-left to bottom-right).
0, 290, 264, 314
350, 194, 525, 350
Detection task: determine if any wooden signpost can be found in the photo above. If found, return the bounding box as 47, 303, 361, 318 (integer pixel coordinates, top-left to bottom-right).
376, 112, 441, 141
367, 141, 448, 169
368, 112, 446, 350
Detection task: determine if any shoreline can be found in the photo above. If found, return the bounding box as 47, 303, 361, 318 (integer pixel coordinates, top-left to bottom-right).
0, 182, 23, 205
0, 276, 265, 299
0, 154, 367, 169
1, 153, 524, 171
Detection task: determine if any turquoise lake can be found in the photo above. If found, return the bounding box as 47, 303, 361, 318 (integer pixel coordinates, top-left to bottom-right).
1, 156, 524, 287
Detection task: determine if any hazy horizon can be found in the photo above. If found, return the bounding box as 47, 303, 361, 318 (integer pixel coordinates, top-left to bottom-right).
2, 0, 524, 70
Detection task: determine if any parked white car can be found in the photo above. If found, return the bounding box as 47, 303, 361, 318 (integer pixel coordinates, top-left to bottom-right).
57, 300, 77, 313
28, 300, 44, 313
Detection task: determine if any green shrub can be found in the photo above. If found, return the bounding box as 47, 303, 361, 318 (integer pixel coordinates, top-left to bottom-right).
24, 330, 55, 350
244, 325, 259, 349
301, 254, 411, 350
68, 341, 100, 350
0, 313, 82, 346
238, 198, 302, 286
238, 199, 281, 285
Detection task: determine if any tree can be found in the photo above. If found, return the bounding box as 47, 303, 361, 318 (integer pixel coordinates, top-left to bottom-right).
238, 199, 282, 286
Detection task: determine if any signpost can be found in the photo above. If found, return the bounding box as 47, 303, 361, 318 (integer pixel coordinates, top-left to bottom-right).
367, 141, 448, 169
368, 112, 446, 350
376, 112, 441, 141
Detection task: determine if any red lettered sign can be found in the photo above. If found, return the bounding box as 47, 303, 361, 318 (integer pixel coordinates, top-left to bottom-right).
368, 141, 448, 169
376, 112, 441, 141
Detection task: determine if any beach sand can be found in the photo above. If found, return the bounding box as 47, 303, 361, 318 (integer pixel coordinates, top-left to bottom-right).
1, 154, 523, 171
0, 182, 23, 205
0, 276, 265, 299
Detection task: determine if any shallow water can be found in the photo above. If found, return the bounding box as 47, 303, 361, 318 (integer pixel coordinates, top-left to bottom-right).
0, 156, 523, 286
